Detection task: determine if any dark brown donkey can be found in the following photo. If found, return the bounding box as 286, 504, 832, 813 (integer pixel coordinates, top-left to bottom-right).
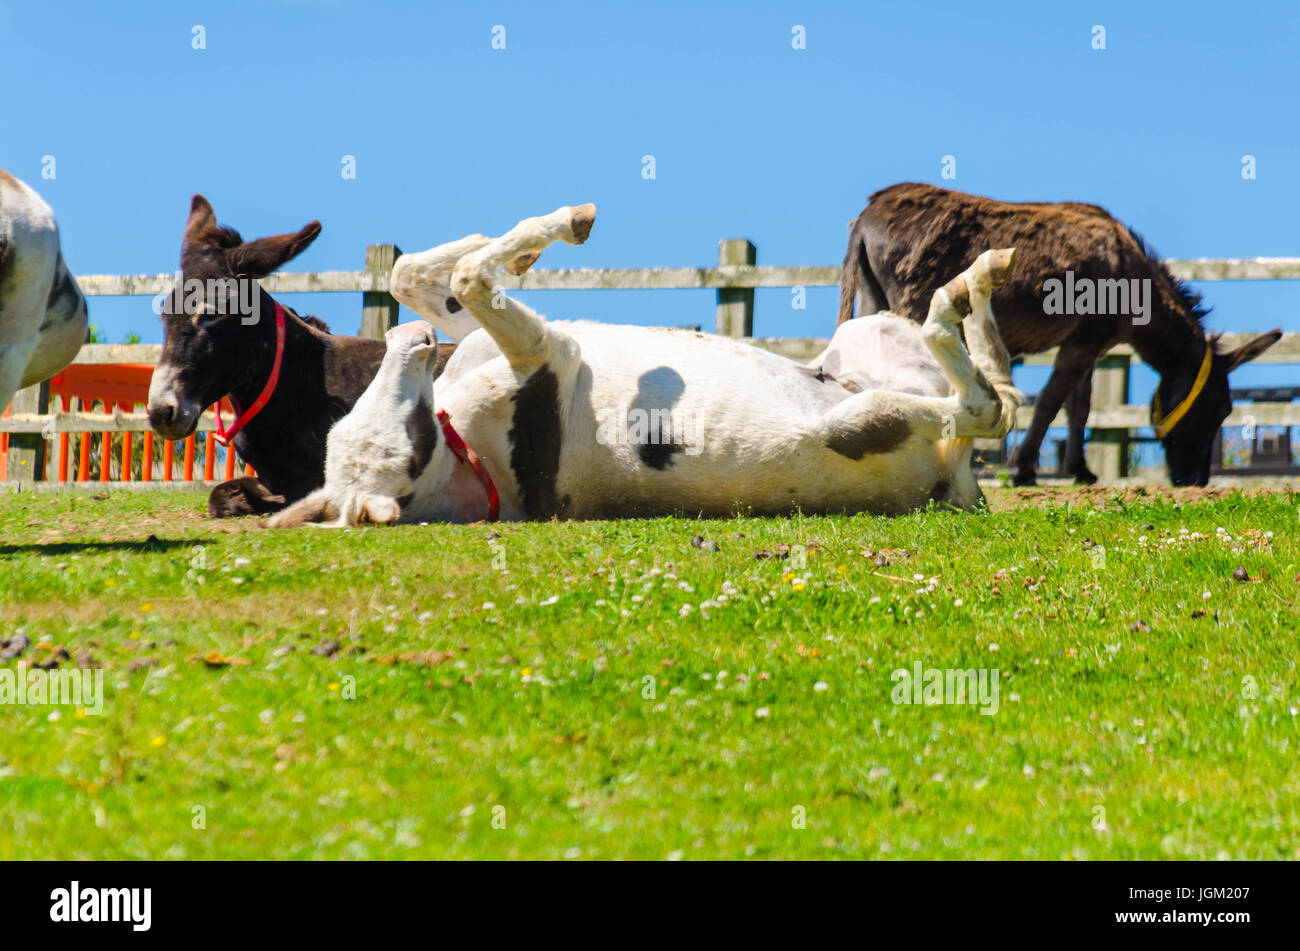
146, 195, 454, 516
838, 183, 1280, 486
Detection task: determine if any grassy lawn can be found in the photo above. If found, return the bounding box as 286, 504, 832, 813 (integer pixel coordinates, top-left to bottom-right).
1, 486, 1297, 859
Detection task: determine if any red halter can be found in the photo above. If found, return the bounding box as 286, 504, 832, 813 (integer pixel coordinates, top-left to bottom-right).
214, 302, 286, 447
436, 408, 500, 522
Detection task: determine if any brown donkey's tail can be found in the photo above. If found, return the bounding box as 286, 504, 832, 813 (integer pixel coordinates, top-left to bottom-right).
837, 230, 860, 324
837, 222, 890, 324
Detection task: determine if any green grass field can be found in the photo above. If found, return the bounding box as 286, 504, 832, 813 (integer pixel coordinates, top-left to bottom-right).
1, 486, 1297, 859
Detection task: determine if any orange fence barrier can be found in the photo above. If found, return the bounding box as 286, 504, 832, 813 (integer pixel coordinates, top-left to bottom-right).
0, 363, 255, 483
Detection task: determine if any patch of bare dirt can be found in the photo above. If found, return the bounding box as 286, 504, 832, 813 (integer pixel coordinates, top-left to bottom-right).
984, 484, 1296, 512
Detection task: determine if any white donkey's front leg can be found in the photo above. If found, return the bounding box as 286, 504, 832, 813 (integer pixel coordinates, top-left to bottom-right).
450, 204, 596, 372
390, 234, 493, 343
390, 232, 560, 344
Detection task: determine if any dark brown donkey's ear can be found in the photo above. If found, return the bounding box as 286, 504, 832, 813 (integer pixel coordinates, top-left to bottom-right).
1224, 329, 1282, 373
184, 194, 219, 242
226, 221, 322, 279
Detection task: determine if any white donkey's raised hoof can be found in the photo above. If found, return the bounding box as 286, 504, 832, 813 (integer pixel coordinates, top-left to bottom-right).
0, 169, 88, 414
268, 205, 1019, 527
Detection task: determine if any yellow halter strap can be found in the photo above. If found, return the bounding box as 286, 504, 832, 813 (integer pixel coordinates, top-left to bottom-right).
1152, 344, 1213, 438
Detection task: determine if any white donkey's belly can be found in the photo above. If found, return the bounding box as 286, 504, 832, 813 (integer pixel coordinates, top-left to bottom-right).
564, 434, 962, 517
438, 321, 972, 518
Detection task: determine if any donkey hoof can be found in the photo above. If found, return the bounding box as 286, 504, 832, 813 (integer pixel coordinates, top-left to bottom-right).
984, 247, 1016, 288
940, 274, 973, 317
567, 203, 597, 245
505, 251, 541, 275
1071, 467, 1099, 486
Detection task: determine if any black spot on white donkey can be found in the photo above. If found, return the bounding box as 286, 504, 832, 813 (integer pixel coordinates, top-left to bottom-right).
268, 205, 1021, 527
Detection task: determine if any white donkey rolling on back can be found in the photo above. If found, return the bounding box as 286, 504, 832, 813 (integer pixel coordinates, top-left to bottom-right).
269, 204, 1020, 527
0, 170, 88, 415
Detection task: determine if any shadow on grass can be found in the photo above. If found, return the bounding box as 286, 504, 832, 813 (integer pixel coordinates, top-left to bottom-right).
0, 537, 206, 557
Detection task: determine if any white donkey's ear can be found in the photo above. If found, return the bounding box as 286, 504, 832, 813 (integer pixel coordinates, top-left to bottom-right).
264, 488, 339, 529
357, 495, 401, 525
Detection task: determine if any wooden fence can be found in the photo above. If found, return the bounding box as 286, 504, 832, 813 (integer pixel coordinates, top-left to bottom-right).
3, 241, 1299, 484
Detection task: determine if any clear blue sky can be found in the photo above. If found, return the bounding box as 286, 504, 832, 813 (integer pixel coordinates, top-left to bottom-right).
4, 0, 1298, 417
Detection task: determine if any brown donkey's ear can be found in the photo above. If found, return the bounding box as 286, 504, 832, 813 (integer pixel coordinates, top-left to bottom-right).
227, 221, 322, 279
184, 194, 219, 242
1224, 329, 1282, 373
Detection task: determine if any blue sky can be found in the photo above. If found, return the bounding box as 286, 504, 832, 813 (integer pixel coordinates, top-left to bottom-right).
3, 0, 1298, 430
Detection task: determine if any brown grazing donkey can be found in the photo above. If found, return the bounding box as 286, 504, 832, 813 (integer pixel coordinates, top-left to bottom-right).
838, 182, 1280, 486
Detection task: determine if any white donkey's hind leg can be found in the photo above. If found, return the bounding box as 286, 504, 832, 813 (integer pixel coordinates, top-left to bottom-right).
450, 204, 596, 371
818, 248, 1021, 458
920, 248, 1019, 438
960, 249, 1020, 436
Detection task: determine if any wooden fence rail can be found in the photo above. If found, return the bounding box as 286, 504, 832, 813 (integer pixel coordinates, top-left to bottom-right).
4, 243, 1299, 484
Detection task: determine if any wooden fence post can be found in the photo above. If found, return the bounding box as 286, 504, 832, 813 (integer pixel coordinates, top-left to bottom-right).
360, 243, 402, 339
5, 381, 50, 483
1088, 352, 1131, 482
715, 239, 756, 337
